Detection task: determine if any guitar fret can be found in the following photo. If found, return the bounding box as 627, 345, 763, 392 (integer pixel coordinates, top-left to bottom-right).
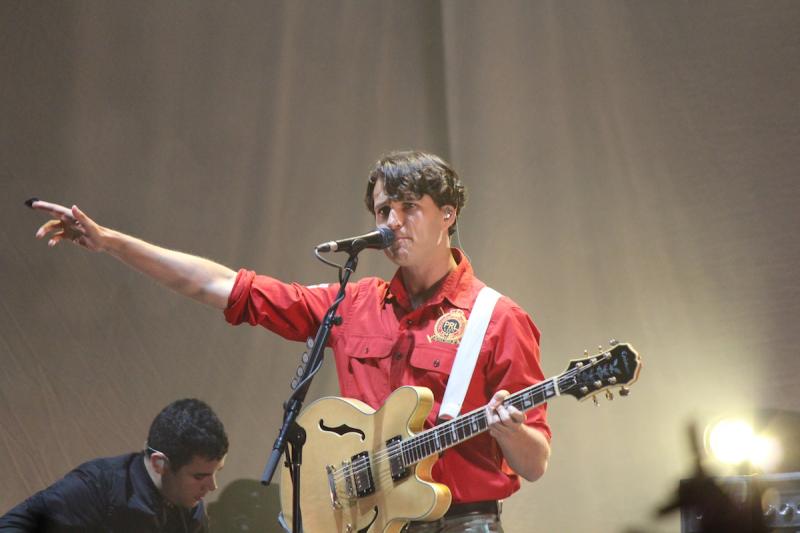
444, 425, 453, 442
401, 371, 612, 467
438, 428, 450, 449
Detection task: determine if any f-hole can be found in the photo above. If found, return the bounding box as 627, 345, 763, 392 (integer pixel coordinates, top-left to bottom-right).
318, 419, 366, 440
357, 506, 379, 533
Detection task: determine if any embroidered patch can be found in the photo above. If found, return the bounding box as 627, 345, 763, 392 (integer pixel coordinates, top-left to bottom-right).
427, 309, 467, 344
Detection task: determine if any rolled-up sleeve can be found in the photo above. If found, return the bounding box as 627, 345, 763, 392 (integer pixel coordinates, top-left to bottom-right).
224, 269, 341, 342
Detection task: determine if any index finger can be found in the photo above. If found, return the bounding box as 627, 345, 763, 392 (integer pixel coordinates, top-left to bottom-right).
28, 199, 76, 221
488, 389, 510, 408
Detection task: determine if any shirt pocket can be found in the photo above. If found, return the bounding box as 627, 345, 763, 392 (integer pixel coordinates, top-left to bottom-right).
340, 336, 395, 406
408, 344, 459, 395
409, 344, 460, 374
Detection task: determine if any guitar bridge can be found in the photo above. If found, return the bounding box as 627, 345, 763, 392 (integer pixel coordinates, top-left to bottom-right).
325, 464, 342, 509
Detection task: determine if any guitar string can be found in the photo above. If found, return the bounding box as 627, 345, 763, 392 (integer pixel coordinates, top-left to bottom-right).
329, 367, 587, 485
331, 352, 628, 489
328, 353, 630, 499
334, 351, 617, 479
329, 369, 580, 485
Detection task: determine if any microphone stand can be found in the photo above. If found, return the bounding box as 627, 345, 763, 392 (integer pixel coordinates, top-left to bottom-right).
261, 246, 363, 533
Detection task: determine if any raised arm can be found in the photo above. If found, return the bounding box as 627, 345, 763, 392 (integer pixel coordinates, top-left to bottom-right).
30, 200, 236, 309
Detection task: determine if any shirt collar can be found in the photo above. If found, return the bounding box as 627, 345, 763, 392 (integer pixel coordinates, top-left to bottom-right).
128, 452, 205, 526
385, 248, 476, 311
128, 452, 162, 516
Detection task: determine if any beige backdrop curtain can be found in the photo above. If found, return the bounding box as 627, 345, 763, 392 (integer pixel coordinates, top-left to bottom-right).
2, 1, 798, 532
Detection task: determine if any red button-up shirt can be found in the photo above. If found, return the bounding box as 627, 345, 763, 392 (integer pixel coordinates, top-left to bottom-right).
224, 249, 550, 503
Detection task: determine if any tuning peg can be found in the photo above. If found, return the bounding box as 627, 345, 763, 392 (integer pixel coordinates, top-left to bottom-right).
609, 338, 618, 346
619, 386, 630, 397
593, 380, 602, 389
584, 349, 589, 356
592, 395, 599, 406
605, 390, 614, 401
598, 345, 603, 352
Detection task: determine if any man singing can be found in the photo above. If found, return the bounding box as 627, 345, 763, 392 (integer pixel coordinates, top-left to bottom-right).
29, 151, 550, 531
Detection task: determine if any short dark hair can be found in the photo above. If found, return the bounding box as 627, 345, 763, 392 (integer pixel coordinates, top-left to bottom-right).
146, 398, 228, 472
365, 151, 466, 236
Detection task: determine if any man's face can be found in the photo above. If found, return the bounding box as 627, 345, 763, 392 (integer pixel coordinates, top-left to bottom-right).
372, 179, 452, 268
160, 454, 225, 508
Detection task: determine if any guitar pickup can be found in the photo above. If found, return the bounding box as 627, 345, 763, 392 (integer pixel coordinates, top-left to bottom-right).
348, 451, 376, 497
386, 435, 410, 481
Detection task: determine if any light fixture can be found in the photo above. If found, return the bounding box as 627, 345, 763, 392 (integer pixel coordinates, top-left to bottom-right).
705, 417, 783, 472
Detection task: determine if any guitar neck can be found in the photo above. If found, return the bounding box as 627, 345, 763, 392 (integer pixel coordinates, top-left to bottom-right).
400, 372, 572, 466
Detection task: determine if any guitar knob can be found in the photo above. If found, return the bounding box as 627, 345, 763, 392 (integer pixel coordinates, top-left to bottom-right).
593, 380, 602, 389
605, 390, 614, 401
592, 395, 599, 406
609, 338, 618, 346
608, 377, 617, 385
579, 386, 589, 395
619, 386, 630, 397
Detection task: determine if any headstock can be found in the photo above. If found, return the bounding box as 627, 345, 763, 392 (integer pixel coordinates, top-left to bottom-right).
558, 341, 642, 404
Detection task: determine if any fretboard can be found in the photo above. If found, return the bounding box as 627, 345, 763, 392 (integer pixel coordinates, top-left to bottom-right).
398, 371, 577, 466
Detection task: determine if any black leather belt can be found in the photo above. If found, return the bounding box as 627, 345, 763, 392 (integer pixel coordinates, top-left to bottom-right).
444, 500, 501, 518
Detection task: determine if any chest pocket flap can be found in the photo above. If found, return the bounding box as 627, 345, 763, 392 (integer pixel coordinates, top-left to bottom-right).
345, 336, 395, 361
409, 345, 458, 375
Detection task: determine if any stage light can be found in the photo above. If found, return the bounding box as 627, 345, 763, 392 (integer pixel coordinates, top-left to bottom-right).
705, 418, 783, 471
750, 434, 782, 471
707, 418, 754, 465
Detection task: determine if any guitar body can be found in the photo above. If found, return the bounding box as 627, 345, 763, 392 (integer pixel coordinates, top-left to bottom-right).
278, 342, 642, 532
280, 386, 452, 533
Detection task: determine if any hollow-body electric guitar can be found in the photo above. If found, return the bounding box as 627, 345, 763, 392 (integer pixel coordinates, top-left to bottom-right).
279, 342, 641, 532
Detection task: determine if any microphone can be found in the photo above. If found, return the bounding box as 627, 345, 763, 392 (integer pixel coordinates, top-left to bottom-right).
315, 226, 395, 253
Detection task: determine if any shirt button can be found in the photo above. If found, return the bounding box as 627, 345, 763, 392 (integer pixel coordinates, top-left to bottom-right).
394, 352, 402, 360
406, 319, 413, 326
433, 359, 440, 368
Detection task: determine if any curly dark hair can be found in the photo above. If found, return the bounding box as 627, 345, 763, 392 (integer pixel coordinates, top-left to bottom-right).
364, 151, 466, 236
146, 398, 228, 472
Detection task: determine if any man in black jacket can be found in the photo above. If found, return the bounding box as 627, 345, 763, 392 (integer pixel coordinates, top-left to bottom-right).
0, 399, 228, 532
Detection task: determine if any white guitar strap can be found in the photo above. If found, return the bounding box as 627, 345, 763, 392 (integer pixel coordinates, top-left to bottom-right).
438, 286, 502, 420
